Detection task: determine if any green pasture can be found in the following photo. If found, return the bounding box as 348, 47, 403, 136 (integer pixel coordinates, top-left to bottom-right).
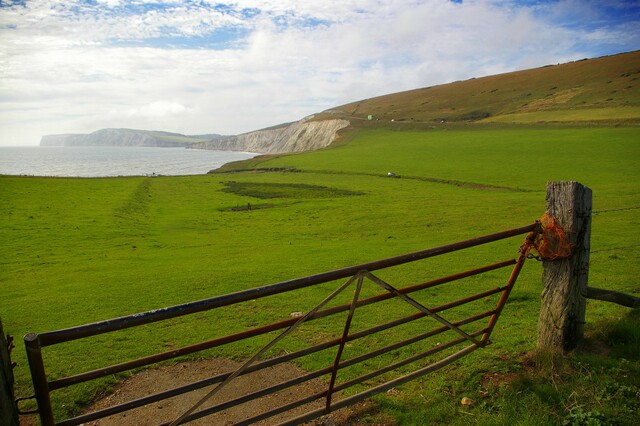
1, 126, 638, 424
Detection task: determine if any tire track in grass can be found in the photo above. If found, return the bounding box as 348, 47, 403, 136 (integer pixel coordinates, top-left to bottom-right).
113, 178, 153, 230
221, 167, 534, 192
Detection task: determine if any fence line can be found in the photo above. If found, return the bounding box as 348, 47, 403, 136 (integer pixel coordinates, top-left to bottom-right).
593, 206, 640, 214
591, 243, 640, 254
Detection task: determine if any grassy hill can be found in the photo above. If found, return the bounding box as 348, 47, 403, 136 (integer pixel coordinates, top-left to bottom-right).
315, 50, 640, 126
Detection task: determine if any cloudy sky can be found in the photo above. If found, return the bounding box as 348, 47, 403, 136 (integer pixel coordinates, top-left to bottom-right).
0, 0, 638, 146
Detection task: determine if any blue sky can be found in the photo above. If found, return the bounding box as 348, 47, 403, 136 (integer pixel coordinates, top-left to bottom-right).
0, 0, 638, 146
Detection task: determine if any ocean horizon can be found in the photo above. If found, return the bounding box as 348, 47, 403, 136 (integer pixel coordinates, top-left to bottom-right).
0, 145, 257, 177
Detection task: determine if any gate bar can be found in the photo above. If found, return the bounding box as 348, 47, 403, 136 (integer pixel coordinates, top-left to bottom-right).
168, 272, 362, 425
326, 273, 364, 411
48, 259, 516, 390
277, 344, 480, 426
60, 310, 494, 426
47, 284, 508, 426
160, 324, 491, 426
365, 272, 483, 346
24, 334, 53, 425
27, 224, 539, 426
186, 314, 495, 425
482, 229, 537, 344
333, 329, 488, 396
37, 224, 538, 346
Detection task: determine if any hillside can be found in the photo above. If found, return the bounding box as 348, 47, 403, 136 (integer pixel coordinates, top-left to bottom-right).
317, 50, 640, 126
40, 128, 223, 147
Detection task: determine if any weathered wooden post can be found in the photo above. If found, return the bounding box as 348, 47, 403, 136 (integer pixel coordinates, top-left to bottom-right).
1, 318, 19, 425
537, 181, 592, 353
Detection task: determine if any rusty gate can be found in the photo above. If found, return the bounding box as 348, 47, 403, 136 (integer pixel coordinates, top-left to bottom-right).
23, 223, 540, 425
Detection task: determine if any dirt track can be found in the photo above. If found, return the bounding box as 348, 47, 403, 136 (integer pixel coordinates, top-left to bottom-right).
78, 358, 396, 425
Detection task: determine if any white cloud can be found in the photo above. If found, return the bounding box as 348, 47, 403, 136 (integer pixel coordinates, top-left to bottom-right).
96, 0, 122, 7
127, 101, 192, 118
0, 0, 637, 145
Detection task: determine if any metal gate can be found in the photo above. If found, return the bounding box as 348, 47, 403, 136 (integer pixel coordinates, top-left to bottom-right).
23, 223, 540, 425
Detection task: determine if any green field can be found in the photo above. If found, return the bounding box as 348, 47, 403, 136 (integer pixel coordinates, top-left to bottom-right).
1, 126, 639, 424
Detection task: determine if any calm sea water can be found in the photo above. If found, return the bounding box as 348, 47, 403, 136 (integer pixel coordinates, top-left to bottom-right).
0, 146, 257, 177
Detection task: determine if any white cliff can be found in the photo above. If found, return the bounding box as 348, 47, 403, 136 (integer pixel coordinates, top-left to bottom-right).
191, 118, 350, 154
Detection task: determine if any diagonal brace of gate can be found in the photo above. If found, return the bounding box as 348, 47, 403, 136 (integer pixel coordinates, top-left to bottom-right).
363, 272, 484, 347
169, 273, 363, 425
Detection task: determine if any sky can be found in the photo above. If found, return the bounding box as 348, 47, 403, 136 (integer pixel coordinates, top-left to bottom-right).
0, 0, 639, 146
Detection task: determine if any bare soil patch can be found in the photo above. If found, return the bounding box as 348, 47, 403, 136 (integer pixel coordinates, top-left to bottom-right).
77, 358, 395, 425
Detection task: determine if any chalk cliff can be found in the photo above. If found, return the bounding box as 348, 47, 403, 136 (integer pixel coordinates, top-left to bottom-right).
190, 118, 350, 154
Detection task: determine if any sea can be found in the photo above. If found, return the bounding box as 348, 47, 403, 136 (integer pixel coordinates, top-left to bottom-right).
0, 146, 258, 177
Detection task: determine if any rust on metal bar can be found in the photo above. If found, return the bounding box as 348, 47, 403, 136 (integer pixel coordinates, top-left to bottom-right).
36, 224, 536, 347
48, 260, 515, 390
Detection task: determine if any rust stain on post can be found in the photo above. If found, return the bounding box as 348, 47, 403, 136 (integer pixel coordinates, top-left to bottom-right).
537, 181, 592, 353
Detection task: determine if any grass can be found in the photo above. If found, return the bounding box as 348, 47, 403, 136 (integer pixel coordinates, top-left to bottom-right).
481, 106, 640, 123
1, 125, 639, 424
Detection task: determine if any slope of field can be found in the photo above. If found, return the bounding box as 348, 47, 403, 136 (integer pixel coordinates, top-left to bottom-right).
318, 51, 640, 125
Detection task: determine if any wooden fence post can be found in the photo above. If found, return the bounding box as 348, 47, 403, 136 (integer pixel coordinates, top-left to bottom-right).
537, 181, 592, 353
1, 317, 19, 425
